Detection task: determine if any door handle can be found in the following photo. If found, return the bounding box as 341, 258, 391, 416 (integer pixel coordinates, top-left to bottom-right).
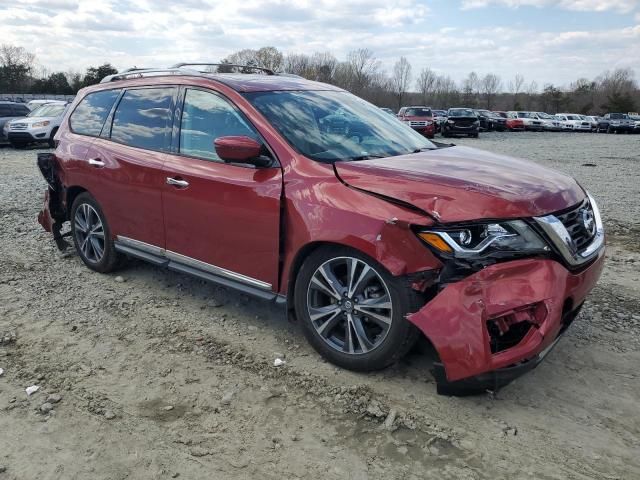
166, 177, 189, 188
88, 158, 105, 168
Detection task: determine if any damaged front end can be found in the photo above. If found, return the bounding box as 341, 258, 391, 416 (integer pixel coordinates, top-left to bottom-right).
36, 152, 70, 251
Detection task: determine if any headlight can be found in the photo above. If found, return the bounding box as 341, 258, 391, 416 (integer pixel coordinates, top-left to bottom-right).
417, 220, 548, 259
473, 120, 480, 125
31, 121, 50, 128
447, 120, 454, 124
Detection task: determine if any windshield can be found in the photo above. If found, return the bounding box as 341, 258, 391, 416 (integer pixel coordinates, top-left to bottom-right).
28, 104, 66, 117
244, 90, 436, 163
448, 109, 475, 117
405, 107, 432, 117
566, 115, 581, 120
517, 112, 535, 118
537, 112, 553, 119
609, 113, 627, 119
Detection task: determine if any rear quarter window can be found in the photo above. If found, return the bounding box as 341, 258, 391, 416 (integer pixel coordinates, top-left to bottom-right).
110, 87, 175, 151
70, 89, 121, 136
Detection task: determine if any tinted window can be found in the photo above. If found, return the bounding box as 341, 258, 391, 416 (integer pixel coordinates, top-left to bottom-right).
179, 89, 258, 161
0, 105, 12, 117
110, 88, 174, 151
70, 90, 121, 136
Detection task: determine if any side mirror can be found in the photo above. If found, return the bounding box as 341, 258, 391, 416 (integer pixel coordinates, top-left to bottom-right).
214, 136, 269, 166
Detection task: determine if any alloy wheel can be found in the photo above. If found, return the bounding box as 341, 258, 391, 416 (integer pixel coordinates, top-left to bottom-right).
306, 256, 393, 355
74, 203, 105, 263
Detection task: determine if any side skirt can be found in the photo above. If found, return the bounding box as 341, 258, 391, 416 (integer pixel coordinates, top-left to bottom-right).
114, 237, 287, 306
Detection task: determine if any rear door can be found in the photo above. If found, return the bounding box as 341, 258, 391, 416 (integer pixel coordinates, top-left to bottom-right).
82, 86, 176, 248
162, 87, 283, 291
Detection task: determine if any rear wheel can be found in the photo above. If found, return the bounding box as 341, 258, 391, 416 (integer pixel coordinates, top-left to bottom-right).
71, 192, 121, 273
294, 246, 421, 371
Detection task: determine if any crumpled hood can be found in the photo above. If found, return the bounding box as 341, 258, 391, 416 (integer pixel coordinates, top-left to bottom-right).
334, 145, 585, 223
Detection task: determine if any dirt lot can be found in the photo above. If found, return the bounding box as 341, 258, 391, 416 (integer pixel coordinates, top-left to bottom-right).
1, 132, 639, 479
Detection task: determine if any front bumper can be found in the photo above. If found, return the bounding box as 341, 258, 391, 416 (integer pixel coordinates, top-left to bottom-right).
410, 124, 435, 137
407, 250, 605, 394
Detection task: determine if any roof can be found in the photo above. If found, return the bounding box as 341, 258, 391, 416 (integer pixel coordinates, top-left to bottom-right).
209, 74, 343, 93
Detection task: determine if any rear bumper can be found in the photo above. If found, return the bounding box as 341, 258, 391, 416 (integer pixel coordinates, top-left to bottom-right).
407, 251, 605, 394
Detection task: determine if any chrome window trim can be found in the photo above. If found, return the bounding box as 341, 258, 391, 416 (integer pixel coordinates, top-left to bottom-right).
116, 235, 272, 291
534, 193, 604, 267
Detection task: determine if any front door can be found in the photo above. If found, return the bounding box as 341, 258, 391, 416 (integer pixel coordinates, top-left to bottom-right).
162, 87, 282, 291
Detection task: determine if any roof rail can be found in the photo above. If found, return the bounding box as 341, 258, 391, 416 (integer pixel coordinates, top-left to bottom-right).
171, 63, 275, 75
100, 63, 279, 83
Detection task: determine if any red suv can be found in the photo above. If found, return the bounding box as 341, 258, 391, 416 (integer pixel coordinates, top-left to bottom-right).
37, 64, 605, 394
396, 106, 436, 138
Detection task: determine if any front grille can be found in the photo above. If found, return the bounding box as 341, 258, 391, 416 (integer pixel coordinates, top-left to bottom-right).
556, 199, 596, 252
10, 123, 28, 130
410, 121, 427, 126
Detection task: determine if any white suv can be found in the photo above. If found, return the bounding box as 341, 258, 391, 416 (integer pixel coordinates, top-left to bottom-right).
555, 113, 591, 131
4, 101, 70, 148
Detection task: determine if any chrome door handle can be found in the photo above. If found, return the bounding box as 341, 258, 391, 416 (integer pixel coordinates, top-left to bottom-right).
166, 177, 189, 188
88, 158, 105, 168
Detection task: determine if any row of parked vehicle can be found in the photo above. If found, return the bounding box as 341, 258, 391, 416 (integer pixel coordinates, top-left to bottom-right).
381, 106, 640, 138
0, 100, 71, 148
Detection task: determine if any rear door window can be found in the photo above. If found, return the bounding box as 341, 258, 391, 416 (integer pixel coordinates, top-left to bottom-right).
110, 88, 175, 151
70, 89, 121, 136
12, 105, 30, 116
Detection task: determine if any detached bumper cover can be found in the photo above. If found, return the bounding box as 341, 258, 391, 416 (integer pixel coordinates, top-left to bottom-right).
407, 252, 605, 392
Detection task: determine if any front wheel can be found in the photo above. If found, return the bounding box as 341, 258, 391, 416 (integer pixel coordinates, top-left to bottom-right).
71, 192, 122, 273
294, 247, 420, 371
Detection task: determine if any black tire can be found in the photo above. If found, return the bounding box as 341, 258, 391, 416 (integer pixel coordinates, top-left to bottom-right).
70, 192, 121, 273
294, 246, 421, 371
607, 126, 613, 134
48, 128, 58, 148
471, 133, 479, 138
441, 130, 449, 138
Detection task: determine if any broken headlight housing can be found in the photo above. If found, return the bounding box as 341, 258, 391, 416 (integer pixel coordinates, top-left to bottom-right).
417, 220, 549, 259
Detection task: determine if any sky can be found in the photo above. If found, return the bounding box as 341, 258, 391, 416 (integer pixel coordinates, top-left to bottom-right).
1, 0, 639, 89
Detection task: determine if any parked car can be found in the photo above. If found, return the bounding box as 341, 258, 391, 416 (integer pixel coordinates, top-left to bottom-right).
397, 106, 435, 138
556, 113, 591, 132
4, 101, 70, 148
507, 111, 544, 131
534, 112, 563, 131
553, 114, 574, 131
0, 101, 32, 144
36, 65, 605, 395
596, 113, 635, 133
442, 108, 479, 137
380, 107, 395, 115
583, 115, 599, 131
432, 109, 447, 133
629, 114, 640, 133
474, 110, 506, 131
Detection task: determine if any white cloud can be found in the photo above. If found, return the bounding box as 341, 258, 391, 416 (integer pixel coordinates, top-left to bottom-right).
461, 0, 639, 14
1, 0, 638, 87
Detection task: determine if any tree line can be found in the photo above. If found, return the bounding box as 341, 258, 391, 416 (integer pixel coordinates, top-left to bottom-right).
1, 43, 637, 114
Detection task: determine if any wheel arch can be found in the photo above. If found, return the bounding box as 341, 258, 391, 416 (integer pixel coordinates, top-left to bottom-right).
65, 185, 89, 219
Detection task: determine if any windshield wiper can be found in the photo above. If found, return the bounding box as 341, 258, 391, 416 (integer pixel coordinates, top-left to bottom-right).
345, 154, 386, 161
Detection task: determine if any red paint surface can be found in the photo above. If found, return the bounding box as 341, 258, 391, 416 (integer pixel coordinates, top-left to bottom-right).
408, 251, 606, 381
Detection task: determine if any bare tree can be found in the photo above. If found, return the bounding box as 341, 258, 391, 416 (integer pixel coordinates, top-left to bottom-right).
0, 44, 36, 92
391, 57, 412, 109
345, 48, 380, 95
284, 53, 311, 76
254, 46, 284, 71
461, 72, 479, 106
508, 73, 525, 109
416, 67, 437, 105
480, 73, 502, 109
309, 52, 337, 82
524, 80, 538, 110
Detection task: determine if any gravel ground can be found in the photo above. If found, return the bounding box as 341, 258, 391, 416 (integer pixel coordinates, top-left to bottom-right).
1, 133, 639, 479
